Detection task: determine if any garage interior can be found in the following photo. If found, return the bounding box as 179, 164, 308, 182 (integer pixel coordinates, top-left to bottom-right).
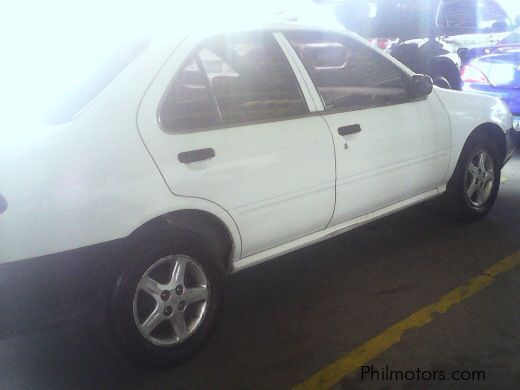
1, 1, 519, 389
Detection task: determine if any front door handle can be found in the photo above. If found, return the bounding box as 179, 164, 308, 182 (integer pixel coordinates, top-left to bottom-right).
338, 124, 362, 136
178, 148, 215, 163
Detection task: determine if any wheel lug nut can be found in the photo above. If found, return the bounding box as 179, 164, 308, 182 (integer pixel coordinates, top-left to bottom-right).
163, 306, 173, 316
175, 285, 184, 295
160, 290, 170, 301
178, 301, 186, 311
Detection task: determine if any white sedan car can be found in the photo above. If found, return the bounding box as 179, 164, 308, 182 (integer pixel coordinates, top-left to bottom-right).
0, 23, 515, 366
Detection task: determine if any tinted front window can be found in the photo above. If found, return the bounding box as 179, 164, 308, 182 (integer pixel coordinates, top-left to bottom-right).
285, 31, 409, 112
160, 32, 307, 132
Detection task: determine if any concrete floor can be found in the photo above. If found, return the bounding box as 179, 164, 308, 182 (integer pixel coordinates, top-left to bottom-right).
1, 152, 519, 389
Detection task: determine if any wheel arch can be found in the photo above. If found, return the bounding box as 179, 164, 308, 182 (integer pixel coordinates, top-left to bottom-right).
428, 56, 462, 90
450, 122, 507, 184
129, 209, 236, 272
466, 123, 507, 166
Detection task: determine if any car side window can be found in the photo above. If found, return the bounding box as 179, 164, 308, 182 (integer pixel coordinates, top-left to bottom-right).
478, 0, 510, 31
160, 32, 307, 132
437, 0, 510, 32
285, 31, 409, 112
438, 0, 477, 29
159, 58, 221, 131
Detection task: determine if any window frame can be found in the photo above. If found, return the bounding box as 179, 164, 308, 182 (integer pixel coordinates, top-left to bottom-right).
282, 30, 418, 115
157, 30, 314, 134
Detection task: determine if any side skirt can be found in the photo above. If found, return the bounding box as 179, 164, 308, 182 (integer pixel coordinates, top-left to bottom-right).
231, 186, 445, 273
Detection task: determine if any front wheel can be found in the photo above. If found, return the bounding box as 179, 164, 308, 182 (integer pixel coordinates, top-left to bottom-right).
110, 231, 226, 367
443, 137, 501, 220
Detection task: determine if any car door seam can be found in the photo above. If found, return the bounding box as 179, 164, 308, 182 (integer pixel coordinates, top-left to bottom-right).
319, 115, 338, 229
134, 33, 244, 257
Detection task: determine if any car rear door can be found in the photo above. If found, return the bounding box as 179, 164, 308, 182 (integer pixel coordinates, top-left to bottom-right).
283, 30, 449, 226
137, 31, 335, 258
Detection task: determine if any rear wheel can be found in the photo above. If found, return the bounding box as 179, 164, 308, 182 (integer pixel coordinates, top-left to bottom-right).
433, 75, 452, 89
110, 231, 226, 367
444, 136, 501, 220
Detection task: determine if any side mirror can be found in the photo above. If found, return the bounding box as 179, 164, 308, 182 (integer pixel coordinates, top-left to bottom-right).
411, 74, 433, 98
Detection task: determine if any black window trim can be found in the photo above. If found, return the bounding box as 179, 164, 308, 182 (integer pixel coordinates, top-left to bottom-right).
157, 30, 313, 135
283, 30, 420, 116
195, 53, 224, 123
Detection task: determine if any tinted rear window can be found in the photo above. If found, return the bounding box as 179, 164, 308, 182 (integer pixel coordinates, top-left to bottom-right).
160, 32, 307, 132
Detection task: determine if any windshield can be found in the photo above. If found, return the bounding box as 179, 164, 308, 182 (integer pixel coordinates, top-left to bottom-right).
499, 27, 520, 44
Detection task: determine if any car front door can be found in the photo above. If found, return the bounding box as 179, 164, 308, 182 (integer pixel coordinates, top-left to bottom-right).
284, 31, 449, 226
137, 31, 336, 258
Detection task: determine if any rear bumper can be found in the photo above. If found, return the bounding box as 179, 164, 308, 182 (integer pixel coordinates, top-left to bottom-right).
0, 240, 123, 337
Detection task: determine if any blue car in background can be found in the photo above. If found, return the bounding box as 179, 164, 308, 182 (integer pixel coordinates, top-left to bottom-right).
462, 28, 520, 142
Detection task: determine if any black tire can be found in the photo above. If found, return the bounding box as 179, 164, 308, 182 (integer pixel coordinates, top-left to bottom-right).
110, 230, 226, 368
443, 135, 501, 220
433, 76, 452, 89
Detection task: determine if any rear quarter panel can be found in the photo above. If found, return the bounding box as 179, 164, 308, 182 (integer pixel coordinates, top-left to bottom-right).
0, 38, 242, 265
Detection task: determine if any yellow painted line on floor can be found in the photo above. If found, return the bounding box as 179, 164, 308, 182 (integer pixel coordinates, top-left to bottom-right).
294, 251, 520, 390
501, 176, 508, 183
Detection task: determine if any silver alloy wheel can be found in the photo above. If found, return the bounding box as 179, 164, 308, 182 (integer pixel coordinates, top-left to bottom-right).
465, 150, 495, 207
132, 254, 209, 346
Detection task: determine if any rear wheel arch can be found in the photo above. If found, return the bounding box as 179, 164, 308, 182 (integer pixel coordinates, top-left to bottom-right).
110, 228, 227, 367
93, 210, 234, 366
129, 210, 235, 272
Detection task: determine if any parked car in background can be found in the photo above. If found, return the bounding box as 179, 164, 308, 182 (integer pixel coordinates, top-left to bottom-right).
333, 0, 516, 90
461, 27, 520, 142
0, 22, 516, 368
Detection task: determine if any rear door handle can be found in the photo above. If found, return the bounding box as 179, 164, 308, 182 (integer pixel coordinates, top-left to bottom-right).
178, 148, 215, 163
338, 124, 362, 136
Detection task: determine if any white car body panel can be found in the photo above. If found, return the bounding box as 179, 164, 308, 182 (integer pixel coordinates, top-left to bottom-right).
321, 101, 445, 226
233, 187, 444, 272
0, 23, 513, 270
0, 37, 243, 264
418, 90, 452, 187
441, 32, 510, 50
277, 29, 451, 226
433, 87, 512, 178
137, 32, 336, 258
